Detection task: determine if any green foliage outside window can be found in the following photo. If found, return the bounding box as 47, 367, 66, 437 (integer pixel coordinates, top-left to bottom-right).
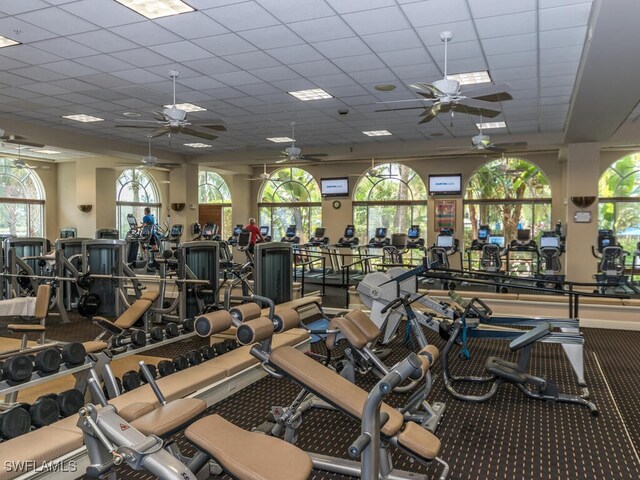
0, 158, 45, 237
198, 170, 232, 239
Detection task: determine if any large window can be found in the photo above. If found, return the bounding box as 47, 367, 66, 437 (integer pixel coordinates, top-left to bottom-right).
259, 167, 322, 242
353, 163, 427, 242
116, 169, 161, 238
464, 158, 552, 246
599, 153, 640, 263
0, 158, 45, 237
198, 170, 232, 239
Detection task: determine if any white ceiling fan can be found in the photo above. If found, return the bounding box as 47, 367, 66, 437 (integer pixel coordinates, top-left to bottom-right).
258, 122, 329, 163
0, 128, 44, 148
116, 70, 227, 142
12, 146, 50, 170
376, 31, 512, 124
248, 164, 273, 181
439, 120, 527, 154
117, 136, 181, 172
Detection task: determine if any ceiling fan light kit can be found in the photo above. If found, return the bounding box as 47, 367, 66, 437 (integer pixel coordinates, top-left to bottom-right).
77, 204, 93, 213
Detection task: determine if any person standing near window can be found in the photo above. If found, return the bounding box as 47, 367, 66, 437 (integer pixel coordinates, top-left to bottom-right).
244, 217, 265, 253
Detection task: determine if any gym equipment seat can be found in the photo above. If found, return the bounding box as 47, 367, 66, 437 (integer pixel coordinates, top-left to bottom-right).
7, 284, 51, 347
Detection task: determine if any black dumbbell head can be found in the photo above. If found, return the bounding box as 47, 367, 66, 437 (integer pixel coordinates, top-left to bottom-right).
214, 342, 228, 355
130, 330, 147, 347
122, 371, 141, 391
199, 346, 216, 360
29, 395, 61, 427
186, 350, 203, 366
157, 360, 175, 377
34, 348, 62, 374
165, 323, 180, 338
138, 364, 157, 383
173, 356, 189, 371
0, 406, 31, 439
57, 389, 85, 417
182, 318, 195, 332
2, 355, 34, 383
224, 339, 238, 351
61, 343, 86, 366
150, 327, 164, 342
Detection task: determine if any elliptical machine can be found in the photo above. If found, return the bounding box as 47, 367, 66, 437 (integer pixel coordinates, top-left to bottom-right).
537, 229, 565, 286
368, 227, 390, 248
336, 225, 359, 247
592, 229, 634, 294
427, 228, 459, 270
259, 225, 272, 242
281, 225, 300, 244
306, 227, 329, 246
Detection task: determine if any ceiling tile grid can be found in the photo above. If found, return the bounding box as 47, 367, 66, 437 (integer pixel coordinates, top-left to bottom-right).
0, 0, 595, 155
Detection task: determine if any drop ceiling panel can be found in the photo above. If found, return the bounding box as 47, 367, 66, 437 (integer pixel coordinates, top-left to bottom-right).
256, 0, 335, 23
110, 22, 182, 47
205, 2, 280, 31
288, 16, 354, 43
59, 0, 143, 28
401, 0, 471, 28
361, 29, 424, 52
17, 8, 98, 36
110, 49, 172, 68
238, 25, 305, 49
475, 11, 537, 38
341, 7, 411, 36
192, 33, 257, 56
539, 2, 593, 30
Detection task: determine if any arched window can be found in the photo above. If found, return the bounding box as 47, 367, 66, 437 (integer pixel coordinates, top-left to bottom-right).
353, 163, 427, 241
116, 169, 161, 238
198, 170, 232, 239
0, 158, 45, 237
599, 153, 640, 262
464, 157, 552, 246
259, 167, 322, 242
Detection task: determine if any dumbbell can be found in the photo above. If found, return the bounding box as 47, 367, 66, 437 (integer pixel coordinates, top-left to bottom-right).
2, 354, 33, 384
28, 394, 61, 428
31, 348, 62, 375
60, 342, 87, 366
56, 389, 85, 417
213, 342, 228, 356
185, 350, 203, 366
138, 364, 157, 383
157, 360, 176, 377
199, 346, 216, 361
122, 370, 142, 391
102, 377, 123, 399
0, 405, 31, 439
182, 318, 195, 332
224, 339, 238, 351
165, 323, 180, 338
149, 327, 164, 342
173, 356, 189, 371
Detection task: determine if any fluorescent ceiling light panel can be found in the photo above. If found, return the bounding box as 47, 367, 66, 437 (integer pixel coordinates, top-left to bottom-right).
0, 35, 19, 48
33, 149, 61, 154
184, 143, 211, 148
164, 103, 206, 112
448, 71, 491, 85
115, 0, 194, 19
267, 137, 294, 143
62, 114, 104, 123
287, 88, 333, 101
476, 121, 506, 129
363, 130, 392, 137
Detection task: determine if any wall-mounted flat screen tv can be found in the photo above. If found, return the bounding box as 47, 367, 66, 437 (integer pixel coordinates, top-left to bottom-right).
428, 174, 462, 195
321, 177, 349, 197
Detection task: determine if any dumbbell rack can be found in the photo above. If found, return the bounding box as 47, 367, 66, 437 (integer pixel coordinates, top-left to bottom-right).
1, 357, 94, 400
90, 330, 197, 399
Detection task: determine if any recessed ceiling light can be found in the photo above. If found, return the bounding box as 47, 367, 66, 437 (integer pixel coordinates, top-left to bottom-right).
184, 143, 211, 148
448, 71, 492, 86
375, 84, 397, 92
477, 121, 506, 129
287, 88, 333, 101
165, 103, 206, 112
33, 149, 61, 154
0, 35, 19, 48
115, 0, 194, 19
266, 137, 294, 143
62, 114, 104, 123
363, 130, 392, 137
122, 111, 142, 117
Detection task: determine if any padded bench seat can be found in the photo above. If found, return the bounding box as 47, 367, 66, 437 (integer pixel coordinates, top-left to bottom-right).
260, 296, 321, 317
0, 426, 84, 480
140, 290, 160, 302
131, 398, 207, 437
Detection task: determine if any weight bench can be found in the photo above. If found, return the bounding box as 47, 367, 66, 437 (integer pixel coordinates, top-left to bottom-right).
6, 284, 51, 347
84, 297, 156, 353
328, 309, 445, 432
231, 314, 449, 479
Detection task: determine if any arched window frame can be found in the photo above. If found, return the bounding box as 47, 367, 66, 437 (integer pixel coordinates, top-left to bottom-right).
0, 158, 46, 237
115, 169, 161, 238
258, 167, 322, 242
352, 162, 428, 242
598, 153, 640, 264
198, 170, 232, 239
463, 157, 552, 247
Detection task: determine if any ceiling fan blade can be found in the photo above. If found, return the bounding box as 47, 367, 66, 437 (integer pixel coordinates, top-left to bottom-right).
5, 139, 45, 148
376, 99, 430, 105
180, 127, 218, 141
409, 83, 444, 97
303, 153, 328, 157
452, 101, 501, 118
151, 126, 171, 138
153, 111, 166, 121
462, 83, 513, 102
493, 141, 528, 149
485, 145, 506, 152
157, 162, 182, 169
200, 124, 227, 132
116, 119, 163, 124
116, 124, 159, 129
376, 106, 430, 113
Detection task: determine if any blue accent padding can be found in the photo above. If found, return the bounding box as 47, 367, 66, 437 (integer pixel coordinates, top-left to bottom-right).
306, 318, 330, 343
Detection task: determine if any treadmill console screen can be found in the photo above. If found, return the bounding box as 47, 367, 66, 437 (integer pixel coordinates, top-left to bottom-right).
437, 235, 454, 248
517, 229, 531, 242
489, 236, 505, 248
260, 226, 269, 236
170, 225, 183, 236
375, 227, 387, 238
408, 226, 420, 239
314, 227, 325, 238
233, 225, 243, 236
203, 224, 216, 236
344, 226, 355, 238
540, 236, 559, 248
478, 227, 489, 240
286, 225, 297, 237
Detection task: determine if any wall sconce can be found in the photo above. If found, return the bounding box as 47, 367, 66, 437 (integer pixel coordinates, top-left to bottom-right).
570, 196, 596, 209
77, 204, 93, 213
171, 203, 185, 212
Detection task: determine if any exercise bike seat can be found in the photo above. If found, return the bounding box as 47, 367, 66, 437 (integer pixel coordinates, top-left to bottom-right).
130, 398, 206, 438
509, 322, 551, 351
185, 414, 313, 480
